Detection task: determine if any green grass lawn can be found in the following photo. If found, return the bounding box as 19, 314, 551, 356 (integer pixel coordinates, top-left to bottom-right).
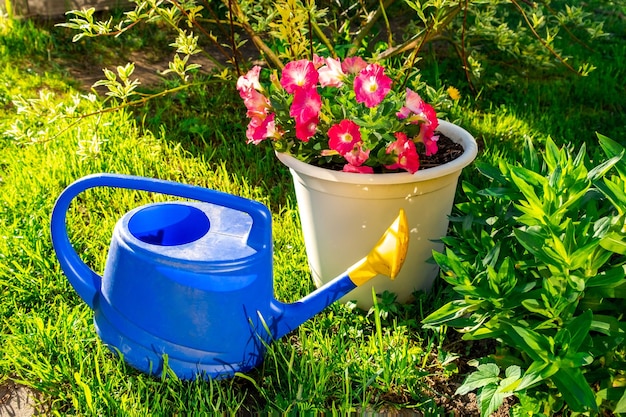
0, 5, 624, 414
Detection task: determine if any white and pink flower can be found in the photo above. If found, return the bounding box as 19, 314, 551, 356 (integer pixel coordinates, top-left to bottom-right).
318, 57, 345, 88
280, 59, 318, 93
354, 64, 392, 108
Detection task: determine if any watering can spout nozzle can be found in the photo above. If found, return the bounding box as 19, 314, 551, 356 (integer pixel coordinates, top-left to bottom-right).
347, 209, 409, 286
272, 209, 409, 340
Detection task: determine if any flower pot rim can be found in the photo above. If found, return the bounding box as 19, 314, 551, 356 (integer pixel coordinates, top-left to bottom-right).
276, 119, 478, 185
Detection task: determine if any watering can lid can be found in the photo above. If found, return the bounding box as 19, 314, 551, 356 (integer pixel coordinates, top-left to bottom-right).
123, 201, 264, 263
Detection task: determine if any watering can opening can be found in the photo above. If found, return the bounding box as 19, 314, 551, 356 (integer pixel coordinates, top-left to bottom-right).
127, 203, 210, 246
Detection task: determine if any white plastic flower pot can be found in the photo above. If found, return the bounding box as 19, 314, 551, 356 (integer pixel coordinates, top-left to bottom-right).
276, 120, 478, 309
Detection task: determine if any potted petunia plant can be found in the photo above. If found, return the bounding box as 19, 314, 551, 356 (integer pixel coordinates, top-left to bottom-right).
237, 56, 443, 174
237, 56, 478, 309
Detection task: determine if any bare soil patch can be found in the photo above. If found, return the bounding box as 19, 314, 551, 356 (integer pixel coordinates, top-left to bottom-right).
0, 381, 45, 417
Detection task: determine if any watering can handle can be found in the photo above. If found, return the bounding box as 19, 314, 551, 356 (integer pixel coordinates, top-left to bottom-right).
50, 173, 272, 309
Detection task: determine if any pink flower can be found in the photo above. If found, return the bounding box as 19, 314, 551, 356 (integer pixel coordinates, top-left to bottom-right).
344, 142, 370, 167
290, 87, 322, 124
404, 88, 425, 113
385, 132, 420, 173
396, 89, 439, 156
354, 64, 392, 108
312, 54, 325, 69
396, 106, 411, 120
397, 89, 439, 129
341, 56, 368, 74
295, 116, 318, 142
237, 67, 270, 119
416, 120, 439, 156
318, 57, 345, 88
328, 120, 362, 155
343, 163, 374, 174
423, 133, 439, 156
242, 88, 270, 119
280, 60, 319, 93
421, 102, 439, 129
246, 113, 277, 145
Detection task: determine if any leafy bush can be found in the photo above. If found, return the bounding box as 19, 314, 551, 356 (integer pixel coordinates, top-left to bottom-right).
423, 134, 626, 415
58, 0, 609, 94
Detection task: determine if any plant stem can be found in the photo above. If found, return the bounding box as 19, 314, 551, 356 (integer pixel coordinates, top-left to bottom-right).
311, 19, 336, 58
49, 81, 224, 143
223, 0, 284, 69
510, 0, 582, 75
376, 4, 461, 61
348, 0, 396, 57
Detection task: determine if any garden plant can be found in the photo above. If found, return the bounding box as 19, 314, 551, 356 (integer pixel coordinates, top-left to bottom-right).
0, 0, 625, 414
424, 135, 626, 415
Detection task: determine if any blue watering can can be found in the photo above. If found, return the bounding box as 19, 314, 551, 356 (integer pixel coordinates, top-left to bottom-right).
51, 173, 408, 380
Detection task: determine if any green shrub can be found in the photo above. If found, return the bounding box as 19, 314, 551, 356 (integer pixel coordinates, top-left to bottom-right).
423, 135, 626, 415
58, 0, 610, 91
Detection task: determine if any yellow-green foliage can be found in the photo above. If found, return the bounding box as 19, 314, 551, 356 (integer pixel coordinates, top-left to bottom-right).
268, 0, 327, 61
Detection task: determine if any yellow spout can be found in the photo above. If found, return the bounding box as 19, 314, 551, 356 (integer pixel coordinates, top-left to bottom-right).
347, 209, 409, 286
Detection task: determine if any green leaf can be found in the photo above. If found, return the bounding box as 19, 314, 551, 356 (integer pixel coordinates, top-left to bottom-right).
509, 168, 545, 211
587, 153, 624, 181
510, 164, 547, 189
543, 137, 563, 171
585, 261, 624, 286
516, 360, 559, 391
479, 187, 518, 199
492, 257, 516, 296
590, 314, 625, 335
552, 368, 598, 412
514, 227, 561, 268
422, 299, 478, 328
615, 388, 626, 413
456, 363, 501, 395
522, 137, 540, 173
598, 132, 626, 178
587, 281, 626, 299
595, 178, 626, 215
521, 298, 551, 317
506, 325, 552, 362
465, 325, 504, 341
560, 310, 592, 353
498, 365, 522, 392
432, 249, 473, 286
600, 232, 626, 255
479, 383, 507, 417
476, 161, 508, 183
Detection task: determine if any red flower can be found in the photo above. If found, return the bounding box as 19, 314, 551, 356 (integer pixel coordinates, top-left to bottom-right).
290, 87, 322, 125
421, 102, 439, 129
328, 120, 362, 155
295, 116, 319, 142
